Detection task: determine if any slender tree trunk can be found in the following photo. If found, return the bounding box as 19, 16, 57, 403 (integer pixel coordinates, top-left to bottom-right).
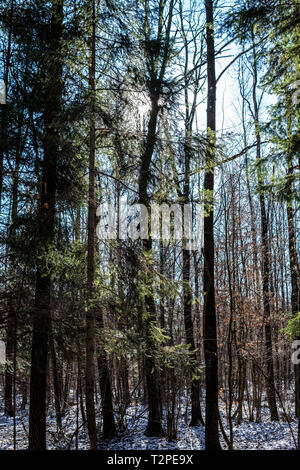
28, 0, 63, 450
223, 184, 235, 448
97, 328, 116, 438
139, 92, 163, 436
49, 328, 62, 430
86, 1, 116, 445
138, 0, 174, 436
85, 0, 98, 449
285, 101, 300, 446
183, 245, 203, 426
182, 138, 203, 426
251, 30, 279, 421
203, 0, 221, 450
159, 239, 166, 415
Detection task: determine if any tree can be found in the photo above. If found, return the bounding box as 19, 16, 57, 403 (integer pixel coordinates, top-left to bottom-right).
85, 0, 98, 449
136, 0, 175, 437
250, 28, 279, 421
179, 0, 204, 427
203, 0, 222, 450
28, 0, 64, 450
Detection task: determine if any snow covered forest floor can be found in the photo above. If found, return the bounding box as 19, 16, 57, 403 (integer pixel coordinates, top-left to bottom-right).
0, 396, 298, 450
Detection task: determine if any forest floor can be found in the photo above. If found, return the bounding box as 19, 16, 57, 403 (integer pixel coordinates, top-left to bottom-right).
0, 396, 298, 450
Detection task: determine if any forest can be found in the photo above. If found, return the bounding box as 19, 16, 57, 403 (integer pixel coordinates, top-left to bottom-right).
0, 0, 299, 453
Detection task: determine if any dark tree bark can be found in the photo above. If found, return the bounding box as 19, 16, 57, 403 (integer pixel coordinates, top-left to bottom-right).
29, 0, 64, 450
49, 328, 62, 430
287, 200, 300, 444
182, 138, 203, 426
97, 329, 116, 438
183, 246, 204, 426
285, 100, 300, 446
203, 0, 221, 450
85, 0, 98, 449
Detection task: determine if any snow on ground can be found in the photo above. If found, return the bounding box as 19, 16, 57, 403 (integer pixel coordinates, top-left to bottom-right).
0, 397, 298, 450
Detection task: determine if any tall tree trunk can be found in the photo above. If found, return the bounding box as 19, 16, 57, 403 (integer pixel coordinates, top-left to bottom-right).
285, 97, 300, 446
97, 320, 116, 438
251, 30, 279, 421
139, 91, 163, 436
182, 138, 203, 426
85, 1, 116, 445
49, 327, 62, 430
138, 0, 175, 436
29, 0, 63, 450
183, 245, 203, 426
85, 0, 97, 449
203, 0, 221, 450
288, 201, 300, 447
